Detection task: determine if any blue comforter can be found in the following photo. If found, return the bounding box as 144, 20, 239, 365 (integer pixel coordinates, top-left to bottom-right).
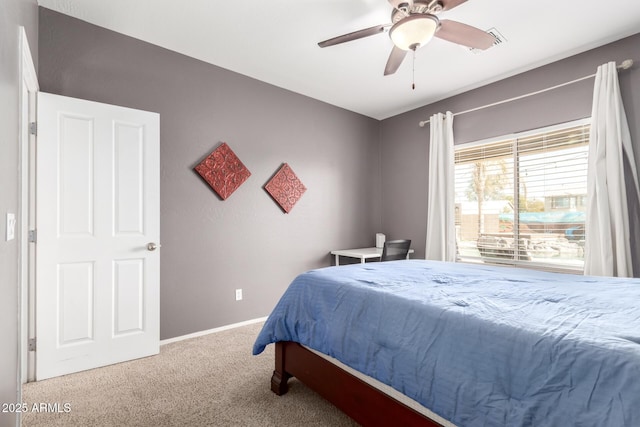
253, 260, 640, 427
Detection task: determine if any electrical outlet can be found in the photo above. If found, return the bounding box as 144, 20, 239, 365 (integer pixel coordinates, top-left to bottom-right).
235, 289, 243, 301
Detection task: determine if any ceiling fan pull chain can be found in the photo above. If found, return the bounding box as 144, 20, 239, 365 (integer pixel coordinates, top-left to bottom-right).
412, 48, 416, 90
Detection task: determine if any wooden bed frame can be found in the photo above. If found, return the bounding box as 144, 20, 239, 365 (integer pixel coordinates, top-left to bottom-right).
270, 341, 443, 427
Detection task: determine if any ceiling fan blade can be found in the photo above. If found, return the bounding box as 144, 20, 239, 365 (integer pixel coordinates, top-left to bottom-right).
439, 0, 468, 11
318, 24, 389, 48
436, 20, 496, 50
384, 46, 408, 76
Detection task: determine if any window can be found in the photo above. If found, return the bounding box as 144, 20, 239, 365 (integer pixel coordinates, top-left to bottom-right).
550, 196, 570, 210
454, 120, 589, 272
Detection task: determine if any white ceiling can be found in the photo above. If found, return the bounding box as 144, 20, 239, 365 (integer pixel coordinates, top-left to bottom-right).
38, 0, 640, 120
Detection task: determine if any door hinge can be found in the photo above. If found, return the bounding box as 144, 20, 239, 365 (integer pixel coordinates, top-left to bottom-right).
28, 338, 36, 352
28, 229, 37, 243
29, 122, 37, 136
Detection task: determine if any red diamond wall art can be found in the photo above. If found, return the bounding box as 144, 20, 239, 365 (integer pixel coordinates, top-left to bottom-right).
264, 163, 306, 213
194, 142, 251, 200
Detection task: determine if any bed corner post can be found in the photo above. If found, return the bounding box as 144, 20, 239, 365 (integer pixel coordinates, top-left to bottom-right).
271, 342, 291, 395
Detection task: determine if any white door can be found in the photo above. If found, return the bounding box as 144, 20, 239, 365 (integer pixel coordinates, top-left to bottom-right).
35, 92, 160, 380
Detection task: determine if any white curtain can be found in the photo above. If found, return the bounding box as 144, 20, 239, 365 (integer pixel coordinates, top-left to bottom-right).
425, 112, 456, 261
584, 61, 640, 277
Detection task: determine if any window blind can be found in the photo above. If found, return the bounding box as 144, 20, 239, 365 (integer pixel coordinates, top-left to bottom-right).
454, 121, 589, 272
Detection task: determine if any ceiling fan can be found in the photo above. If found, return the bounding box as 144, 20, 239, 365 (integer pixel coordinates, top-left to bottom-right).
318, 0, 496, 76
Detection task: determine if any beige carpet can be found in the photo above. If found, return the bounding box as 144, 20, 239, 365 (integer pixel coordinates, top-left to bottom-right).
22, 322, 359, 427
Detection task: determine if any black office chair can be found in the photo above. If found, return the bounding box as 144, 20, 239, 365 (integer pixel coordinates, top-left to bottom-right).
381, 239, 412, 261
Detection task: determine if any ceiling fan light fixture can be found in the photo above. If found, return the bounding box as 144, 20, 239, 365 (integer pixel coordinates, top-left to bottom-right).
390, 14, 439, 51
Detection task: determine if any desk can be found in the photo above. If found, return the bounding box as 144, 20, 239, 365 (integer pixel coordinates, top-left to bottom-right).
330, 247, 414, 266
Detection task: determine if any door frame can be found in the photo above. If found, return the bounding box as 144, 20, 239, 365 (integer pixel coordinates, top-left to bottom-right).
19, 26, 39, 387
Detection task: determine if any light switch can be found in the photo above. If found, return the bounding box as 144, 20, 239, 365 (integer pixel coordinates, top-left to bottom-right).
6, 213, 16, 241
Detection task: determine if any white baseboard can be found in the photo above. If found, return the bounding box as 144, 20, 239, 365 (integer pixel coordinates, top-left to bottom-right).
160, 316, 268, 346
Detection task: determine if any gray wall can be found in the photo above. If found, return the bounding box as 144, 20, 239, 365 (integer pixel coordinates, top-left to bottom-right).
380, 33, 640, 270
0, 1, 38, 426
38, 8, 381, 339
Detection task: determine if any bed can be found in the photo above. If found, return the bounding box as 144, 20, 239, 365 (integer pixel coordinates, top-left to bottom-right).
253, 260, 640, 426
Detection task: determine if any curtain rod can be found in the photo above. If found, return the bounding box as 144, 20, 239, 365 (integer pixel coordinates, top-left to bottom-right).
418, 59, 634, 127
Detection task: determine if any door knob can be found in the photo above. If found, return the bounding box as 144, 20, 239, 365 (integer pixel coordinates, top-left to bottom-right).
147, 242, 161, 251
